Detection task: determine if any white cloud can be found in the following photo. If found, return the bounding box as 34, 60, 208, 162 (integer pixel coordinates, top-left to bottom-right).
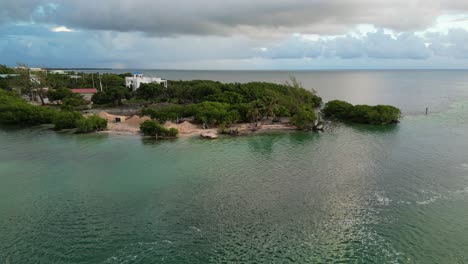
2, 0, 468, 37
51, 26, 74, 32
262, 28, 468, 60
2, 1, 468, 68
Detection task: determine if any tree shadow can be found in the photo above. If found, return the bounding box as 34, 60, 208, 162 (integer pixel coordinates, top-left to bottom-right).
287, 131, 320, 145
247, 132, 285, 156
348, 122, 400, 135
140, 137, 178, 146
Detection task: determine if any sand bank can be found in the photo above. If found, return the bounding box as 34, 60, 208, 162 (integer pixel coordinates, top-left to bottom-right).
95, 111, 297, 137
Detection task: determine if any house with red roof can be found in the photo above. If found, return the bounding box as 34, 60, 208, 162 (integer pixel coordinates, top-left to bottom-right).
71, 88, 98, 101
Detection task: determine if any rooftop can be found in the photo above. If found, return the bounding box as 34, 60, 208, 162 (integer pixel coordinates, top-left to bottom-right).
71, 88, 98, 94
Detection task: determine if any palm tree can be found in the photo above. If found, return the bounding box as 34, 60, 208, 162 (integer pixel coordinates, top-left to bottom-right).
260, 96, 278, 122
285, 75, 317, 95
248, 100, 262, 127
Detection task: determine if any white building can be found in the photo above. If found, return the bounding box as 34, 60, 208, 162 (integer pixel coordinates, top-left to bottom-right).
49, 70, 66, 74
125, 72, 168, 91
15, 66, 46, 72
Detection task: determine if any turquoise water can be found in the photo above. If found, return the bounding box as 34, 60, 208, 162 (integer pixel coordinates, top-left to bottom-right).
2, 71, 468, 263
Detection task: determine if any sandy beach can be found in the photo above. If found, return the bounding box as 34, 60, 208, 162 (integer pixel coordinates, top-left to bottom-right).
93, 111, 297, 137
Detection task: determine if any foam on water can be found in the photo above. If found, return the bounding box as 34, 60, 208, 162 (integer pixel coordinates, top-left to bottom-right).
374, 192, 392, 206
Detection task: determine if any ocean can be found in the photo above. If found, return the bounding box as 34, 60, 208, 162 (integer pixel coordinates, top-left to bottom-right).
1, 70, 468, 263
80, 69, 468, 114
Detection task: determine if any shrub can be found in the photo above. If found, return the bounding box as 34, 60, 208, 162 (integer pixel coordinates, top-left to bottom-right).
136, 83, 166, 102
322, 100, 354, 119
140, 120, 178, 138
0, 64, 15, 74
61, 97, 87, 110
48, 88, 74, 102
91, 91, 111, 105
140, 120, 158, 136
322, 100, 401, 125
77, 115, 107, 133
193, 101, 239, 126
0, 90, 56, 125
91, 87, 131, 105
52, 111, 83, 130
167, 79, 322, 115
350, 105, 400, 124
142, 108, 178, 123
141, 105, 195, 123
167, 128, 179, 137
291, 108, 317, 130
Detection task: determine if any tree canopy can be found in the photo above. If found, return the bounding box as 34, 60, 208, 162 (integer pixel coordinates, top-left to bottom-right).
0, 90, 56, 125
0, 65, 15, 74
140, 80, 322, 127
322, 100, 401, 125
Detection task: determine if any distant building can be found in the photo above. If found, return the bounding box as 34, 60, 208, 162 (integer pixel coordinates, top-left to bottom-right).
49, 70, 66, 74
14, 66, 46, 72
71, 88, 98, 101
69, 75, 82, 79
30, 68, 46, 72
125, 72, 167, 91
0, 74, 19, 78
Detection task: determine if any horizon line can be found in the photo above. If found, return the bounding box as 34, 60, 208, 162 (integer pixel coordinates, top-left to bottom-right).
23, 68, 468, 71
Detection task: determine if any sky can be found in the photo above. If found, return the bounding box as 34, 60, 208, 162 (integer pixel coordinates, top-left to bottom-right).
1, 0, 468, 69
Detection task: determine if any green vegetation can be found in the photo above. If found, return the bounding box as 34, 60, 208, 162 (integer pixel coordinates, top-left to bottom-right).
291, 107, 318, 130
76, 115, 108, 133
46, 87, 88, 110
0, 90, 107, 132
0, 64, 15, 74
136, 83, 166, 102
1, 64, 400, 135
52, 112, 107, 132
0, 65, 129, 106
323, 100, 401, 125
140, 79, 322, 128
141, 105, 193, 123
167, 128, 179, 137
0, 90, 56, 125
48, 87, 74, 102
192, 101, 240, 127
91, 87, 131, 105
140, 120, 178, 138
52, 111, 83, 130
44, 72, 128, 90
1, 64, 321, 130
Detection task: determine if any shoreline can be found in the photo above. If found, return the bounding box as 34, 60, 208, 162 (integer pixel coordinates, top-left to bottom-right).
100, 121, 299, 138
92, 110, 302, 138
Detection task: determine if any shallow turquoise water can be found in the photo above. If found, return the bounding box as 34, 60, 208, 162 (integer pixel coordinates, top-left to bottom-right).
2, 70, 468, 263
1, 104, 468, 263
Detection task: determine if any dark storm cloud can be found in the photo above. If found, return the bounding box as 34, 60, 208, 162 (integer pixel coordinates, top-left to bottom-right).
2, 0, 468, 36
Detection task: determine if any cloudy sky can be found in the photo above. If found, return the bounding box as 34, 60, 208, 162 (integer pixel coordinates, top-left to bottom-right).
1, 0, 468, 69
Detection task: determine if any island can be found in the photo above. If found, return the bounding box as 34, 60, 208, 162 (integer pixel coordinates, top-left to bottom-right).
0, 65, 402, 139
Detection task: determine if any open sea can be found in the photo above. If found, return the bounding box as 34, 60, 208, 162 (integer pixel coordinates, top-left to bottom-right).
1, 70, 468, 263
